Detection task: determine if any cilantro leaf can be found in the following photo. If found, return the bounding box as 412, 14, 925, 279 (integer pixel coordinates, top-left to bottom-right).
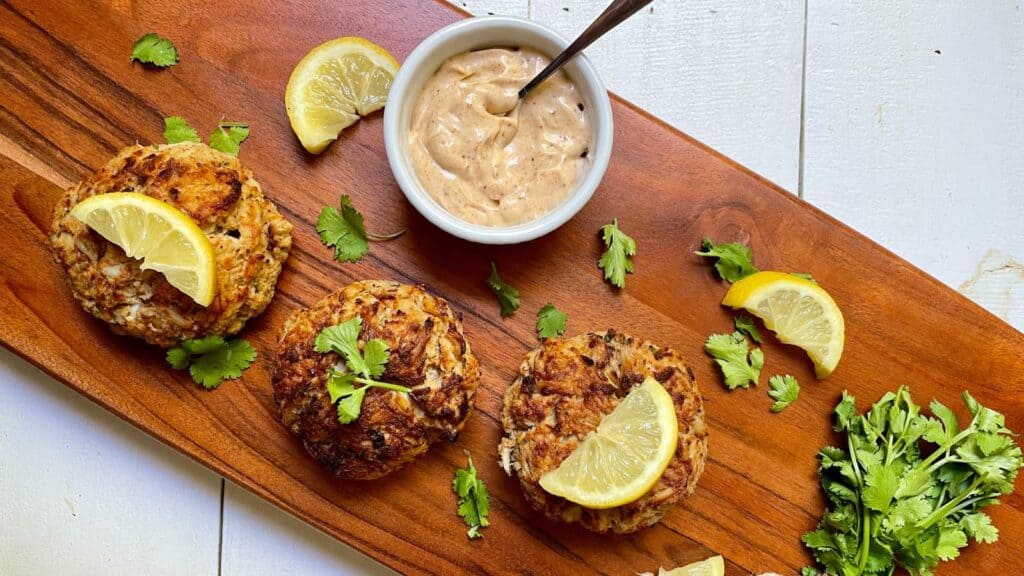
324, 370, 372, 424
598, 219, 636, 288
209, 122, 250, 156
704, 332, 763, 389
314, 318, 409, 425
936, 525, 968, 561
487, 262, 520, 317
361, 340, 390, 379
960, 512, 999, 544
767, 374, 799, 412
734, 314, 763, 343
695, 237, 758, 282
163, 116, 200, 144
325, 370, 356, 403
862, 463, 900, 512
180, 335, 226, 355
314, 317, 390, 378
165, 347, 191, 370
130, 33, 178, 67
453, 451, 490, 539
536, 303, 567, 340
165, 336, 256, 389
336, 388, 368, 424
833, 390, 857, 432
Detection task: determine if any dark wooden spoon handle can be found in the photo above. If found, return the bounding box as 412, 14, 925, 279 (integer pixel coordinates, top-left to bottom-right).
518, 0, 655, 99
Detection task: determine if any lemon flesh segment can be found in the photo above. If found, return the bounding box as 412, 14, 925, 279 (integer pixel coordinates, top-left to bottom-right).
658, 556, 725, 576
285, 37, 399, 153
539, 378, 679, 509
69, 192, 217, 307
722, 271, 845, 378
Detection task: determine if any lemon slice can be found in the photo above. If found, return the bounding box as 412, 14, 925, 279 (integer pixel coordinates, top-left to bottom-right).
657, 556, 725, 576
539, 378, 678, 509
285, 37, 399, 153
70, 192, 217, 306
722, 271, 845, 378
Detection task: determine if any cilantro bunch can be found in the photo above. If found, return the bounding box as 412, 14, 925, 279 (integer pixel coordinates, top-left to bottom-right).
803, 387, 1022, 576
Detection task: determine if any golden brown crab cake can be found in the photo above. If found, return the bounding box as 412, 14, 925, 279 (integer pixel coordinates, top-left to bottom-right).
273, 281, 480, 480
50, 142, 292, 347
499, 330, 709, 533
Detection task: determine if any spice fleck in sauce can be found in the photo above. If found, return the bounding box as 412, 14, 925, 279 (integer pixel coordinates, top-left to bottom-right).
409, 48, 591, 227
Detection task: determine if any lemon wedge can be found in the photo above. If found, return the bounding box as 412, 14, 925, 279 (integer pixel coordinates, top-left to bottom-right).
70, 192, 217, 306
285, 37, 399, 153
539, 378, 678, 509
654, 556, 726, 576
722, 271, 845, 378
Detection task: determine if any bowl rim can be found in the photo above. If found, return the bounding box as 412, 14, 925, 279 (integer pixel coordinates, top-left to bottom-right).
383, 15, 614, 245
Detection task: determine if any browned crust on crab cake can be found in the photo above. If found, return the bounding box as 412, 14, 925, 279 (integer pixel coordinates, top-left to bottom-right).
49, 142, 293, 347
273, 281, 480, 480
499, 330, 709, 533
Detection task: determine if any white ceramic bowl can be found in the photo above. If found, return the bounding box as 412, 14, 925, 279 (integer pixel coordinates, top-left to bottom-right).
383, 16, 614, 245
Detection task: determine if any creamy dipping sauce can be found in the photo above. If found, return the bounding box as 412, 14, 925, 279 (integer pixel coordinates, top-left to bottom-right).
408, 48, 591, 227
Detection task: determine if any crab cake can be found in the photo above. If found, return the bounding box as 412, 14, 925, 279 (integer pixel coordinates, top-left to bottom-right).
50, 142, 292, 347
499, 330, 709, 533
273, 281, 480, 480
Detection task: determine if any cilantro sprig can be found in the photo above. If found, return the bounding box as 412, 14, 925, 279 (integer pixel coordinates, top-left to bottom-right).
696, 237, 821, 285
131, 33, 178, 68
704, 332, 763, 389
536, 303, 567, 340
695, 237, 758, 282
487, 262, 520, 317
314, 317, 411, 424
317, 195, 405, 263
598, 219, 636, 288
453, 451, 490, 539
803, 387, 1022, 576
166, 336, 257, 389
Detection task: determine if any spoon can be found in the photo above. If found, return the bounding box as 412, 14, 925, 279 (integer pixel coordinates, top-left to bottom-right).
517, 0, 655, 100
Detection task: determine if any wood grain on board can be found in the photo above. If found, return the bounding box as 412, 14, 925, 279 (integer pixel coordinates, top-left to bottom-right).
1, 1, 1022, 574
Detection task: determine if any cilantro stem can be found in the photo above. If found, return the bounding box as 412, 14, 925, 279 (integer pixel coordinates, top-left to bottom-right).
846, 431, 873, 575
367, 229, 407, 241
857, 511, 872, 572
353, 376, 411, 393
916, 477, 984, 531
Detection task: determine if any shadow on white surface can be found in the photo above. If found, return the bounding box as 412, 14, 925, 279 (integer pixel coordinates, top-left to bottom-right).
221, 480, 398, 576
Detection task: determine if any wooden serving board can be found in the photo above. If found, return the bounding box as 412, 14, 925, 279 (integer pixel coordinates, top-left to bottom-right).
1, 1, 1022, 574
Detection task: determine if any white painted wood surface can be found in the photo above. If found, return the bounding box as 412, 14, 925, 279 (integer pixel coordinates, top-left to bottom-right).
1, 1, 1020, 575
803, 2, 1024, 330
220, 481, 397, 575
0, 348, 222, 575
